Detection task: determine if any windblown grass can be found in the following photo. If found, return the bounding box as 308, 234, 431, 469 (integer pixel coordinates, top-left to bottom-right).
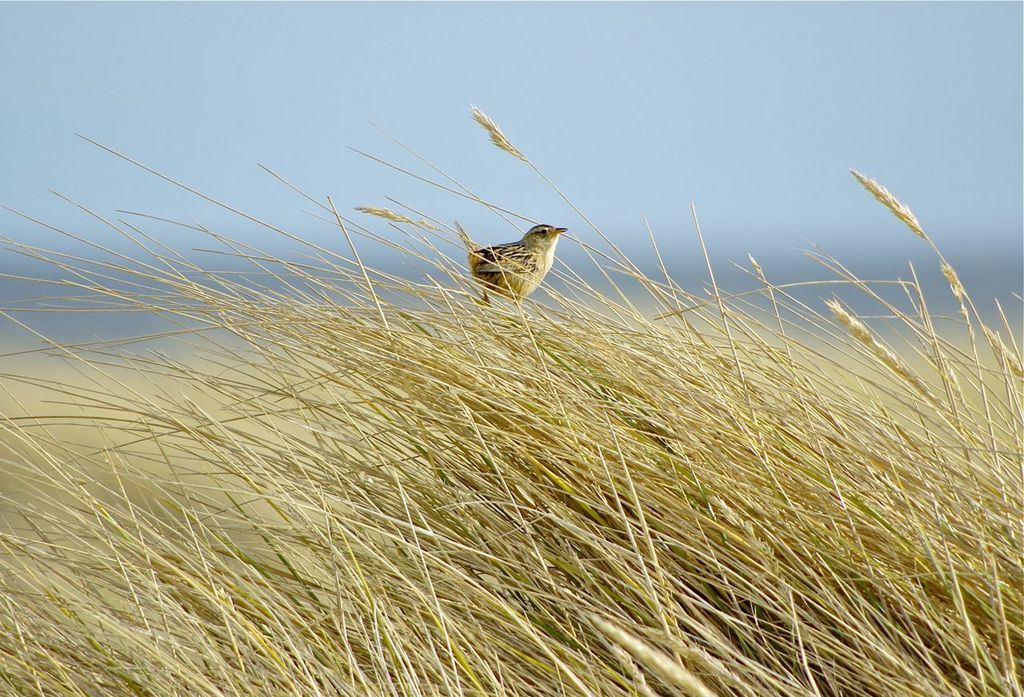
0, 113, 1020, 696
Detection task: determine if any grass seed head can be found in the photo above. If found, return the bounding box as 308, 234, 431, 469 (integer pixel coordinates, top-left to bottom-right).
470, 105, 527, 161
355, 206, 436, 229
850, 169, 927, 239
826, 297, 934, 400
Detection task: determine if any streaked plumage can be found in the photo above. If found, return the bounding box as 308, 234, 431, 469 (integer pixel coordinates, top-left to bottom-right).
467, 224, 567, 303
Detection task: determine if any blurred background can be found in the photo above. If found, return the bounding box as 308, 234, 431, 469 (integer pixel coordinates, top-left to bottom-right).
1, 2, 1021, 346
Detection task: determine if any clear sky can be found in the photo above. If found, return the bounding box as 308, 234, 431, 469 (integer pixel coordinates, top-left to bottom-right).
1, 2, 1021, 305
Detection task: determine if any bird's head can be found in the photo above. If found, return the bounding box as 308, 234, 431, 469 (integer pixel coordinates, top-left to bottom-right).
521, 224, 567, 249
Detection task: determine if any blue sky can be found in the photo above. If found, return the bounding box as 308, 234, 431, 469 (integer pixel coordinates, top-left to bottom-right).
1, 2, 1021, 305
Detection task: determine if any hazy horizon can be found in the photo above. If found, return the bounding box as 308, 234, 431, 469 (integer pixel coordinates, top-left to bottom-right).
1, 2, 1020, 347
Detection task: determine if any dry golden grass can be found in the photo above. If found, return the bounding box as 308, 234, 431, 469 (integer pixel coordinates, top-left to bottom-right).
0, 116, 1020, 696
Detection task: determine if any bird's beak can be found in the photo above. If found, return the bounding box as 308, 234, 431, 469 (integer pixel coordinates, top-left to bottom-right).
553, 227, 568, 235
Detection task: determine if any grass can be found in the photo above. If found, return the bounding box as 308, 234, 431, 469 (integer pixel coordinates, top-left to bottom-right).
0, 110, 1020, 696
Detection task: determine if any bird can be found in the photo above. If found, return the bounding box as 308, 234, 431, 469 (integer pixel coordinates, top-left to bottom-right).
464, 224, 567, 304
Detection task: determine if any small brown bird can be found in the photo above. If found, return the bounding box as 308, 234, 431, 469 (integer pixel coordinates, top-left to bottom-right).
466, 224, 567, 303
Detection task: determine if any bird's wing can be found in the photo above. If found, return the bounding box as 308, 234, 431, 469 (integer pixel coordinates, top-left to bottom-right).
471, 244, 538, 275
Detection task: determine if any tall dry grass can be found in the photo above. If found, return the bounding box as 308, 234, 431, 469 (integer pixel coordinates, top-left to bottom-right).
0, 110, 1020, 696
